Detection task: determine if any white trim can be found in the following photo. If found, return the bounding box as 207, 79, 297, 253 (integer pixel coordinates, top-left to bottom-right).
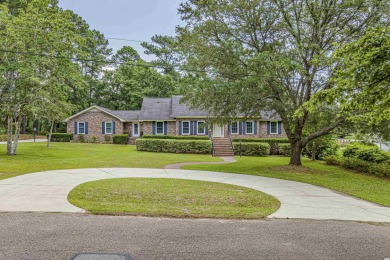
270, 121, 279, 134
246, 121, 254, 134
105, 122, 113, 135
156, 121, 165, 135
182, 121, 191, 135
231, 121, 239, 135
64, 106, 125, 123
197, 121, 206, 135
78, 122, 86, 135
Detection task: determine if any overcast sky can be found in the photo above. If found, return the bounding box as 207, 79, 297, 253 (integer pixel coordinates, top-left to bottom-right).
58, 0, 184, 61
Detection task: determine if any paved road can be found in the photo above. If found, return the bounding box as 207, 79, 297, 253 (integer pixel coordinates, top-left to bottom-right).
0, 139, 47, 145
0, 213, 389, 260
1, 168, 390, 222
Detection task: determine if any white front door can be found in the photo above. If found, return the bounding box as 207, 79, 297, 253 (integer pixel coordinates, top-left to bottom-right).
213, 124, 224, 138
133, 122, 140, 137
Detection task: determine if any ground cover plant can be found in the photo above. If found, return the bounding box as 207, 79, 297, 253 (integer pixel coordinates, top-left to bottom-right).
0, 142, 220, 180
183, 156, 390, 207
68, 178, 280, 219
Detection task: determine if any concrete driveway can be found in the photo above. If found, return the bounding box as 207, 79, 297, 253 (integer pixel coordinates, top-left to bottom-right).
1, 168, 390, 222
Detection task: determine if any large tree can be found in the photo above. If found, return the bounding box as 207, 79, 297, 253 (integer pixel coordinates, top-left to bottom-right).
0, 0, 85, 155
177, 0, 388, 165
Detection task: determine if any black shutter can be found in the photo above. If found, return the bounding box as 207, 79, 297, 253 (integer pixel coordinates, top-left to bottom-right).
113, 122, 116, 134
74, 122, 78, 134
85, 122, 89, 134
102, 122, 105, 134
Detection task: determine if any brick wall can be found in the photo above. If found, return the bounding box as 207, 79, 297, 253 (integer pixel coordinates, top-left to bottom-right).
67, 110, 124, 143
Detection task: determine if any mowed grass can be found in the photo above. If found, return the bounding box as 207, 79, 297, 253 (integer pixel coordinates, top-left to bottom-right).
184, 156, 390, 207
68, 178, 280, 219
0, 142, 220, 180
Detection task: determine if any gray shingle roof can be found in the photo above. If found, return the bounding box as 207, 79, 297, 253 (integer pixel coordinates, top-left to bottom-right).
139, 98, 173, 121
170, 96, 207, 118
95, 106, 140, 121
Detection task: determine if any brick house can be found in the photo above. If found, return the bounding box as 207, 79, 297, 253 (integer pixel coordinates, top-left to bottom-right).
65, 96, 287, 144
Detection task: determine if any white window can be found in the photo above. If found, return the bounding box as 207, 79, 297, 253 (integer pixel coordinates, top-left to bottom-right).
156, 121, 164, 135
182, 121, 190, 135
78, 122, 85, 134
105, 122, 113, 134
270, 121, 278, 134
133, 123, 139, 136
246, 121, 254, 134
197, 121, 206, 135
231, 122, 239, 134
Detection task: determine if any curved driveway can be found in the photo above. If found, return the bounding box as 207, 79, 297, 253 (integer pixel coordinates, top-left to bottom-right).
1, 168, 390, 222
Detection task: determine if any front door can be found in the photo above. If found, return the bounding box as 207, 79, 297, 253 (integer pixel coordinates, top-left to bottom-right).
213, 124, 224, 138
133, 123, 140, 137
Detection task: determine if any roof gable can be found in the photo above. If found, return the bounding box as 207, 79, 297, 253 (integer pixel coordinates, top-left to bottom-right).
65, 106, 140, 122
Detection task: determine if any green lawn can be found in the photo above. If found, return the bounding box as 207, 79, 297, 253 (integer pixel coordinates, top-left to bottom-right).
0, 142, 220, 180
184, 156, 390, 207
68, 178, 280, 219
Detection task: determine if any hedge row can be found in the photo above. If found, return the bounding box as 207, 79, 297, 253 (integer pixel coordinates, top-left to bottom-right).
343, 143, 390, 164
113, 134, 129, 145
278, 143, 291, 156
233, 142, 270, 156
136, 139, 211, 154
141, 135, 209, 140
49, 133, 73, 142
233, 138, 289, 155
324, 155, 390, 178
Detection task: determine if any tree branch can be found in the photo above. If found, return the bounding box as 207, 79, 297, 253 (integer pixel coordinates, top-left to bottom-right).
302, 117, 345, 147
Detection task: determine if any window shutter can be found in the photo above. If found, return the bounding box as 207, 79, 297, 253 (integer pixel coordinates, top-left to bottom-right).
179, 121, 182, 135
228, 124, 231, 134
194, 121, 198, 135
74, 122, 78, 135
102, 122, 105, 134
239, 122, 243, 135
164, 121, 168, 135
243, 122, 247, 135
205, 124, 209, 136
254, 121, 258, 135
152, 121, 156, 135
113, 122, 116, 134
85, 122, 89, 134
278, 121, 282, 135
190, 121, 194, 135
267, 122, 270, 135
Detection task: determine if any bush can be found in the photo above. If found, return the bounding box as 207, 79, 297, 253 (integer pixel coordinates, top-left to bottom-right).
77, 135, 85, 143
113, 134, 129, 145
232, 142, 270, 156
324, 155, 341, 166
141, 135, 210, 140
278, 143, 291, 156
136, 139, 211, 154
344, 143, 390, 164
302, 139, 339, 160
49, 133, 72, 142
233, 138, 289, 155
104, 135, 112, 144
367, 163, 390, 178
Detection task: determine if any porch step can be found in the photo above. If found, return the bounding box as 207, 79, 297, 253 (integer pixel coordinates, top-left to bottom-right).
213, 138, 234, 157
129, 137, 137, 145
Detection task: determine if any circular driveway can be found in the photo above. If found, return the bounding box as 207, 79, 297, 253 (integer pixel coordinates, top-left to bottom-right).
1, 168, 390, 222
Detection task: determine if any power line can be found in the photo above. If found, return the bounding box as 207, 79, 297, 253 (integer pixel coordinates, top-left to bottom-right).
0, 48, 309, 81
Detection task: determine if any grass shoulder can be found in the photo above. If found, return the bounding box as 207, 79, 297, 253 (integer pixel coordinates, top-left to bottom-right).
183, 156, 390, 207
68, 178, 280, 219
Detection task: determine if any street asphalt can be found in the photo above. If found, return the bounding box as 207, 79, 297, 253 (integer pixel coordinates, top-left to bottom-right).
0, 213, 389, 260
1, 168, 390, 222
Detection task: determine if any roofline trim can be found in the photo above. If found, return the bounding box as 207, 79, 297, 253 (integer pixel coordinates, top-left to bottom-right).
64, 106, 126, 123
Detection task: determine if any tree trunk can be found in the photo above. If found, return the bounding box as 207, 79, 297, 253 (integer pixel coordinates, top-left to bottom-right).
289, 141, 303, 166
311, 142, 317, 161
10, 116, 21, 155
47, 121, 54, 148
6, 115, 13, 155
21, 115, 27, 134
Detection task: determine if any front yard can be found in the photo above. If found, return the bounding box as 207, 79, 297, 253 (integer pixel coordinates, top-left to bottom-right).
184, 157, 390, 207
0, 142, 220, 180
1, 142, 389, 207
